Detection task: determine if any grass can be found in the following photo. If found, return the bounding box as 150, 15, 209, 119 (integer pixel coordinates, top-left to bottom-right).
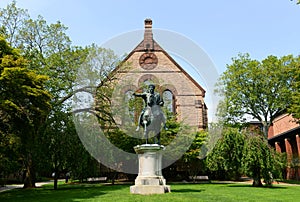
0, 181, 299, 202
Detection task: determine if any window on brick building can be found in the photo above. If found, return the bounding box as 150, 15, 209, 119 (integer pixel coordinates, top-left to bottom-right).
163, 90, 174, 113
125, 90, 135, 121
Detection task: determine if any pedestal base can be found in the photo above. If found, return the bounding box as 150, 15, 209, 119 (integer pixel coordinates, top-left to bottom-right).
130, 185, 171, 195
130, 144, 171, 195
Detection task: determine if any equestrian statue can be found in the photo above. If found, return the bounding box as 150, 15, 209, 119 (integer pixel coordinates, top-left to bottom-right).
133, 84, 167, 144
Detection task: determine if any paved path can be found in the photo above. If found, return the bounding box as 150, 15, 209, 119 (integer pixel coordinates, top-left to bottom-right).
0, 181, 52, 193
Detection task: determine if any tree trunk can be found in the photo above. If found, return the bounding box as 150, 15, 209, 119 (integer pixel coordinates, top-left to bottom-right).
23, 155, 36, 188
252, 171, 263, 187
252, 178, 263, 187
54, 177, 58, 190
262, 122, 269, 139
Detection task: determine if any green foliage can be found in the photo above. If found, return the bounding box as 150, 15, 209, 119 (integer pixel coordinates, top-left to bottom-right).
0, 131, 21, 181
206, 127, 245, 180
183, 130, 207, 160
0, 37, 51, 131
106, 129, 142, 153
0, 36, 51, 188
179, 130, 207, 179
217, 53, 296, 138
288, 56, 300, 122
242, 135, 286, 186
1, 2, 122, 187
206, 127, 286, 185
0, 0, 29, 47
159, 113, 181, 145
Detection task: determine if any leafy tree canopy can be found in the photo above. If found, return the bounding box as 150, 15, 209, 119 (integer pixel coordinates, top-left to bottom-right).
243, 135, 285, 187
216, 53, 297, 138
206, 127, 245, 180
0, 36, 52, 188
288, 56, 300, 122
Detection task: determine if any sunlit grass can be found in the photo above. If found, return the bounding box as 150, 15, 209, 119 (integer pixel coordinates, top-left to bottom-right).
1, 182, 299, 202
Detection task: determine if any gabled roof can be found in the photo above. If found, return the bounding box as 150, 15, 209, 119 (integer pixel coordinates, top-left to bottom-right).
117, 19, 206, 96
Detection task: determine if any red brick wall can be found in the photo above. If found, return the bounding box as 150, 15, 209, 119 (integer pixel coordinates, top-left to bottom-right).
270, 114, 299, 137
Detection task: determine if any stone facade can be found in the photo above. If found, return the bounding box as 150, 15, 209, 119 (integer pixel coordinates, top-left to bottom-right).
114, 19, 207, 129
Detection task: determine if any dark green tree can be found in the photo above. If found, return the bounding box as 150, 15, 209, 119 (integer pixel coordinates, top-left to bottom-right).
0, 2, 121, 188
206, 127, 245, 180
0, 37, 51, 188
242, 135, 285, 187
180, 130, 207, 182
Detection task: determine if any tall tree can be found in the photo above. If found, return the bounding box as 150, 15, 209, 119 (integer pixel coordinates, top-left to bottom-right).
0, 0, 29, 48
0, 37, 51, 188
0, 1, 83, 106
0, 2, 118, 188
40, 109, 100, 189
288, 56, 300, 122
217, 53, 295, 138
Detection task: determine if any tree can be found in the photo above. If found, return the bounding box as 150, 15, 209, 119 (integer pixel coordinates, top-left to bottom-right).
0, 1, 84, 107
1, 2, 122, 188
206, 127, 245, 180
217, 53, 295, 138
180, 130, 207, 182
40, 109, 101, 189
0, 129, 21, 186
0, 0, 29, 48
0, 37, 52, 188
288, 56, 300, 122
242, 135, 285, 187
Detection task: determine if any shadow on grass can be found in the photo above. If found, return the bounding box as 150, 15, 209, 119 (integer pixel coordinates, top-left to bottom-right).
47, 183, 126, 191
227, 184, 287, 189
0, 183, 128, 202
171, 188, 204, 193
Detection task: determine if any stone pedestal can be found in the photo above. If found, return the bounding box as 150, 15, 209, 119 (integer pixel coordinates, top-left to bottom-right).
130, 144, 170, 195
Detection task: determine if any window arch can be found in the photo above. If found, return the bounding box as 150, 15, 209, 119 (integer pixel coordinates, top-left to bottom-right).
138, 74, 159, 87
121, 85, 138, 123
163, 90, 174, 113
124, 90, 135, 122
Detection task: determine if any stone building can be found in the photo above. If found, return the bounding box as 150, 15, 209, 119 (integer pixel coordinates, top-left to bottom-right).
113, 19, 208, 129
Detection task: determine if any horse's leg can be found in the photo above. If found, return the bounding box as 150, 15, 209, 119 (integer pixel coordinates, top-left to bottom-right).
136, 113, 143, 131
144, 123, 148, 144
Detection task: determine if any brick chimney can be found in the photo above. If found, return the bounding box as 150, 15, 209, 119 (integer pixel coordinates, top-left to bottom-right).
144, 18, 154, 50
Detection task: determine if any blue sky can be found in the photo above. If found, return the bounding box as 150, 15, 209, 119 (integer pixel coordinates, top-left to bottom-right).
1, 0, 299, 121
1, 0, 299, 75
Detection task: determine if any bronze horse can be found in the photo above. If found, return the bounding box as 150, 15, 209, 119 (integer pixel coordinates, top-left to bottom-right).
139, 105, 166, 144
133, 84, 167, 144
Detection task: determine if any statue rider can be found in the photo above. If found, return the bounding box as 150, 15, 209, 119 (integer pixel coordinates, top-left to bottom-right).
133, 84, 164, 131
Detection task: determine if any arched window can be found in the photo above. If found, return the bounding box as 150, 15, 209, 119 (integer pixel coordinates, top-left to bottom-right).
142, 79, 154, 91
124, 90, 135, 121
163, 90, 174, 113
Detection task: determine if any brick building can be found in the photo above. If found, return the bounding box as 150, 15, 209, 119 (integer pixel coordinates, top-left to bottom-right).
113, 19, 208, 129
268, 114, 300, 180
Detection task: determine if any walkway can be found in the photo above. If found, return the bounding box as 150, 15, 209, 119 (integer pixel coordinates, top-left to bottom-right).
0, 181, 52, 193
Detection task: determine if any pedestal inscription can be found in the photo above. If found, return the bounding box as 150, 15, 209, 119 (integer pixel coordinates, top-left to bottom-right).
130, 144, 170, 195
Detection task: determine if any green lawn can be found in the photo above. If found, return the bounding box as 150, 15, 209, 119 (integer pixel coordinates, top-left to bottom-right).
0, 182, 299, 202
